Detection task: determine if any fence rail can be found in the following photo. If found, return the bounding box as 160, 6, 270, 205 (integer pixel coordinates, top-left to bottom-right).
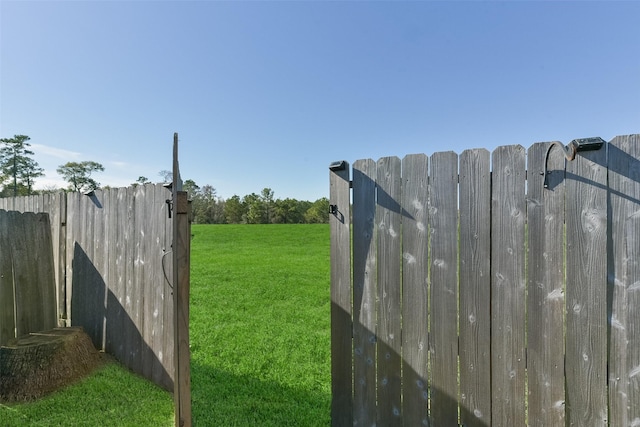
329, 134, 640, 426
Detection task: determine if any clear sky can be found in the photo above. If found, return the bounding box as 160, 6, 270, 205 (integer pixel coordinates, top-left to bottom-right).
1, 1, 638, 201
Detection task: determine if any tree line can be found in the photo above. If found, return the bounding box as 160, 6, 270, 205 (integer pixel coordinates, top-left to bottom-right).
0, 134, 329, 224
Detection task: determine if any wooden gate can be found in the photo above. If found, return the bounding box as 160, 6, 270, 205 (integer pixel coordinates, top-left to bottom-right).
329, 134, 639, 426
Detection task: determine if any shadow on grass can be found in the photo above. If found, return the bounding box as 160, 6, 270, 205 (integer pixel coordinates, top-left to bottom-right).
191, 360, 331, 426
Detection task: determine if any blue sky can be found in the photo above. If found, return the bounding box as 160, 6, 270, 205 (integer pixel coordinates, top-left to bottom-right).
1, 1, 638, 201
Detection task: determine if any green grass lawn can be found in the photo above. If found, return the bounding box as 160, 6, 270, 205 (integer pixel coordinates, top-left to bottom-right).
0, 358, 174, 426
1, 224, 332, 426
190, 224, 331, 426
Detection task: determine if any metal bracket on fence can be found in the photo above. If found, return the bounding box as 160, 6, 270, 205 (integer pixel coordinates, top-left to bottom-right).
166, 199, 173, 218
329, 204, 338, 215
329, 160, 347, 171
543, 137, 605, 188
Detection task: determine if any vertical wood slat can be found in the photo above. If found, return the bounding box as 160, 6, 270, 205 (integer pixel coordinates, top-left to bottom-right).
352, 159, 377, 426
174, 190, 192, 427
608, 134, 640, 426
106, 188, 126, 362
459, 148, 491, 426
162, 185, 175, 393
527, 142, 566, 425
491, 145, 527, 426
142, 185, 156, 381
0, 210, 15, 346
329, 160, 353, 427
130, 184, 146, 374
150, 184, 170, 389
565, 144, 608, 426
429, 151, 460, 426
376, 156, 402, 425
401, 154, 430, 427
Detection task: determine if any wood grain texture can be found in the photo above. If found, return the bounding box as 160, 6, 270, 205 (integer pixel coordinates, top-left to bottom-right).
174, 190, 192, 427
329, 161, 353, 427
0, 210, 15, 346
400, 153, 430, 427
0, 184, 176, 394
565, 143, 608, 426
0, 211, 56, 345
352, 158, 377, 426
491, 145, 526, 426
429, 151, 459, 426
459, 148, 491, 427
527, 142, 566, 426
607, 134, 640, 426
375, 156, 402, 425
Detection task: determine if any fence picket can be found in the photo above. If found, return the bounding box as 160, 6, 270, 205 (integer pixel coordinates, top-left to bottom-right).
329, 160, 352, 427
375, 156, 402, 424
0, 211, 16, 346
459, 148, 491, 426
429, 151, 459, 425
332, 135, 640, 427
491, 145, 527, 425
608, 134, 640, 426
401, 153, 430, 426
352, 159, 377, 425
526, 142, 566, 425
565, 144, 608, 426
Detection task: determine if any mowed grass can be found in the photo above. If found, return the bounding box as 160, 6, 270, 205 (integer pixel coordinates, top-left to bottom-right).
190, 224, 332, 426
0, 224, 331, 426
0, 358, 174, 426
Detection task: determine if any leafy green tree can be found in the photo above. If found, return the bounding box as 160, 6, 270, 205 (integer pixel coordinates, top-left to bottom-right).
57, 161, 105, 192
0, 134, 44, 196
183, 179, 200, 199
132, 176, 150, 186
243, 193, 265, 224
193, 185, 225, 224
260, 188, 275, 223
304, 197, 330, 223
224, 195, 245, 224
273, 198, 308, 224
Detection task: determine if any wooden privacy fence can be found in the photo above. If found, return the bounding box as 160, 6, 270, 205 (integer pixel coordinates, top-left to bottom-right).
0, 210, 57, 346
0, 184, 188, 394
329, 134, 640, 426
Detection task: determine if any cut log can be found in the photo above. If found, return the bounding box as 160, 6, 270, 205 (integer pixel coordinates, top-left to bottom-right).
0, 326, 102, 402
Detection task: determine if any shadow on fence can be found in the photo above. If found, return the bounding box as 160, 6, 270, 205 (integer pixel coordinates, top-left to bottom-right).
71, 243, 172, 391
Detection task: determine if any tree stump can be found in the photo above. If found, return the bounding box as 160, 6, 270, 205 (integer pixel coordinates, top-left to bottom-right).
0, 326, 102, 402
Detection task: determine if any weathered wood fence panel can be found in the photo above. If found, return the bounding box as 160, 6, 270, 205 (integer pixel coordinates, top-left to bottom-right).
376, 156, 402, 425
526, 142, 566, 424
565, 144, 608, 426
329, 160, 352, 426
429, 151, 459, 426
608, 134, 640, 427
0, 184, 179, 392
352, 158, 377, 425
330, 134, 640, 426
0, 193, 66, 326
491, 145, 526, 426
458, 148, 491, 426
0, 210, 56, 346
400, 153, 429, 427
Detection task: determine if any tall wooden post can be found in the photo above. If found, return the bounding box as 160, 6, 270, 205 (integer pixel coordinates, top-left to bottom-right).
172, 133, 192, 427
